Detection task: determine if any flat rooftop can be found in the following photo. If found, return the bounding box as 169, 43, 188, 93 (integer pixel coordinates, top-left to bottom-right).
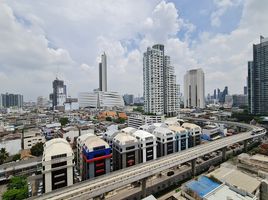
204, 184, 255, 200
186, 176, 220, 198
208, 166, 260, 194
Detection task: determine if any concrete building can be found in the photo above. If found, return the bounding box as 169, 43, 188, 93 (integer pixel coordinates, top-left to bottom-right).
184, 68, 205, 108
37, 96, 50, 109
80, 135, 111, 180
123, 94, 134, 105
143, 44, 179, 116
168, 125, 189, 152
132, 130, 157, 163
112, 132, 139, 170
248, 36, 268, 114
152, 127, 176, 158
99, 52, 107, 92
232, 94, 248, 108
1, 93, 23, 108
22, 128, 45, 150
76, 133, 95, 177
50, 78, 67, 111
103, 126, 119, 147
42, 138, 74, 193
128, 114, 164, 129
201, 125, 223, 141
181, 123, 201, 148
78, 91, 124, 109
182, 176, 257, 200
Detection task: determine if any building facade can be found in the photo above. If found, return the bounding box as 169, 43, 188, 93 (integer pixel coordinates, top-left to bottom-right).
127, 114, 164, 129
112, 132, 139, 170
42, 138, 74, 193
50, 78, 67, 111
1, 93, 23, 108
184, 68, 205, 108
143, 44, 179, 116
123, 94, 134, 105
99, 52, 107, 92
80, 135, 111, 180
248, 36, 268, 114
78, 91, 124, 109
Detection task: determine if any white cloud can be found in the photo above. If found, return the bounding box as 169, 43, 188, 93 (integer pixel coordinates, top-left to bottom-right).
1, 0, 268, 101
211, 0, 242, 27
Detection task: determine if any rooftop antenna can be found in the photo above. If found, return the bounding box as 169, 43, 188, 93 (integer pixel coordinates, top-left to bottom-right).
56, 65, 59, 79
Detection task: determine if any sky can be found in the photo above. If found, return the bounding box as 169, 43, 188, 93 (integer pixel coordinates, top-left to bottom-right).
0, 0, 268, 101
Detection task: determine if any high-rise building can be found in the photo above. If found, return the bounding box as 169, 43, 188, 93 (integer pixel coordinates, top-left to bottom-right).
50, 78, 66, 111
99, 52, 107, 92
123, 94, 134, 105
42, 138, 74, 193
184, 68, 205, 108
219, 86, 228, 103
37, 96, 49, 109
248, 36, 268, 114
143, 44, 179, 116
1, 93, 23, 108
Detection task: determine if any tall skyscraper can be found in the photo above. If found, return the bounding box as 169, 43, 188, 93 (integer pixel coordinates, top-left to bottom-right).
184, 68, 205, 108
248, 36, 268, 114
1, 93, 23, 108
99, 52, 107, 92
50, 78, 66, 111
143, 44, 179, 116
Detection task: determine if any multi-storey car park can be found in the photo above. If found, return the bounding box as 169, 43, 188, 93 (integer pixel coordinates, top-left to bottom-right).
80, 135, 111, 180
168, 125, 189, 151
152, 126, 176, 157
112, 132, 139, 170
132, 130, 157, 163
34, 119, 266, 200
181, 122, 202, 148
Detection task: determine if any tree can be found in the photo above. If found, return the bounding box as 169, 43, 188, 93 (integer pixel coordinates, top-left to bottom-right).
3, 176, 28, 200
12, 154, 21, 161
30, 142, 44, 157
59, 117, 69, 126
0, 148, 9, 164
106, 117, 112, 121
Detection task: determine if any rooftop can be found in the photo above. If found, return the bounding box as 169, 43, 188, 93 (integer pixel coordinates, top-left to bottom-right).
83, 135, 110, 150
186, 176, 220, 198
113, 132, 138, 145
208, 166, 260, 194
132, 130, 155, 140
168, 125, 187, 133
43, 138, 73, 161
204, 184, 255, 200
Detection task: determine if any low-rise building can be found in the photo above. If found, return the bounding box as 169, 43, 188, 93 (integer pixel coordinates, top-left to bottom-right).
22, 128, 45, 150
152, 127, 176, 158
128, 114, 164, 129
201, 125, 223, 141
80, 135, 111, 180
182, 123, 201, 148
132, 130, 157, 163
42, 138, 74, 193
112, 132, 139, 170
168, 125, 189, 151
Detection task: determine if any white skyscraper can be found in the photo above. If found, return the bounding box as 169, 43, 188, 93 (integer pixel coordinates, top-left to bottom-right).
184, 68, 205, 108
143, 44, 179, 116
99, 52, 107, 92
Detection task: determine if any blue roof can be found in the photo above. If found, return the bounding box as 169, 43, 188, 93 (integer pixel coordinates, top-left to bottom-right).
186, 176, 220, 197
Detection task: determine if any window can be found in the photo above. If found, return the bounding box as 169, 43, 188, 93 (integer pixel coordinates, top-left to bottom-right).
51, 154, 67, 160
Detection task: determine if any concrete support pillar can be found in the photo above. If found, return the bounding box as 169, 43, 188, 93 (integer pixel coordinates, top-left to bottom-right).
244, 140, 248, 152
141, 178, 147, 198
222, 147, 227, 162
191, 159, 196, 177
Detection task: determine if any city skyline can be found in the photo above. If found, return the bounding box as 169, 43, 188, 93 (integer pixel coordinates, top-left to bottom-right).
0, 0, 268, 101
